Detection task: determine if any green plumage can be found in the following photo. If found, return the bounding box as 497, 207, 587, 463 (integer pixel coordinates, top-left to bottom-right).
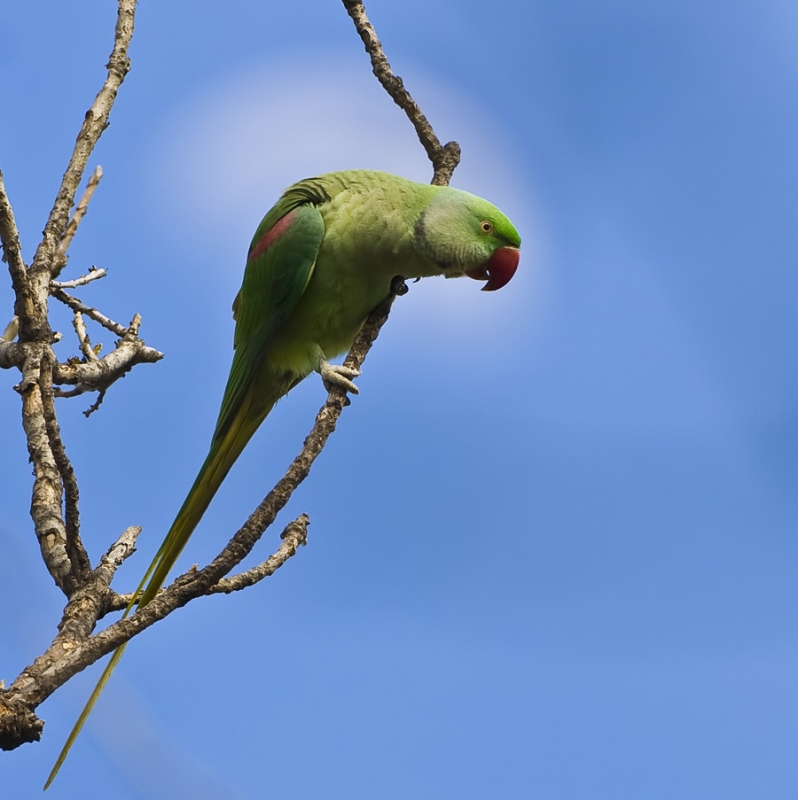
46, 170, 520, 788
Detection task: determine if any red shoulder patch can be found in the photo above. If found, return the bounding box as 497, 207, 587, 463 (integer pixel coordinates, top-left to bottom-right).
247, 209, 297, 263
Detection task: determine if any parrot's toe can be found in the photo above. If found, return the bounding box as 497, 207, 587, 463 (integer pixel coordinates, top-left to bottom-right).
318, 360, 361, 395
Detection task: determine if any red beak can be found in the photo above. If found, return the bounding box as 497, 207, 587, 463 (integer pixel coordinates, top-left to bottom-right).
465, 246, 520, 291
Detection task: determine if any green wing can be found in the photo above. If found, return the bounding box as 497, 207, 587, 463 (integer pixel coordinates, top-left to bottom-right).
215, 197, 325, 443
129, 197, 327, 607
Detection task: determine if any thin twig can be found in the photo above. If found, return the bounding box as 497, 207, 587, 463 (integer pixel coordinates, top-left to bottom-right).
51, 288, 128, 337
127, 313, 141, 336
341, 0, 460, 185
52, 387, 87, 399
82, 390, 107, 418
53, 167, 104, 277
0, 171, 32, 322
52, 266, 107, 290
71, 311, 98, 362
209, 514, 309, 594
93, 526, 141, 593
29, 4, 135, 289
103, 516, 309, 611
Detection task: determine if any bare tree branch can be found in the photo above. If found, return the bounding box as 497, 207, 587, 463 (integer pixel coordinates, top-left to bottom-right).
52, 266, 107, 290
81, 389, 108, 418
341, 0, 461, 185
51, 287, 131, 338
70, 311, 96, 362
52, 316, 163, 391
94, 526, 141, 594
16, 346, 75, 595
38, 356, 92, 585
0, 171, 32, 324
3, 527, 141, 729
28, 5, 135, 302
209, 515, 309, 595
1, 0, 141, 600
53, 167, 104, 278
104, 516, 310, 611
0, 0, 151, 747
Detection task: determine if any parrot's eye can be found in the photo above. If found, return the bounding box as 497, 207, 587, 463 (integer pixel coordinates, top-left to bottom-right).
479, 220, 494, 235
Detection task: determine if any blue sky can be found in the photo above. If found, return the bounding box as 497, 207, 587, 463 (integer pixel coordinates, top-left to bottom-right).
2, 1, 798, 797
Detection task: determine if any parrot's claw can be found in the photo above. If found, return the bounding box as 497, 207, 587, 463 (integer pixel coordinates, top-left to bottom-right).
317, 360, 361, 395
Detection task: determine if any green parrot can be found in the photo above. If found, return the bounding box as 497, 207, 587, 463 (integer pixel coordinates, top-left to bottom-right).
46, 169, 520, 787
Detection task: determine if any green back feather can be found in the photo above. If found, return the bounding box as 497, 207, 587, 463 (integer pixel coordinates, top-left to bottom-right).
218, 202, 324, 441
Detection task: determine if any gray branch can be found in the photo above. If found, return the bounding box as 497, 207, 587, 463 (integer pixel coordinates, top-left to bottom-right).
52, 315, 164, 392
28, 7, 135, 304
52, 167, 104, 278
0, 0, 156, 749
209, 515, 310, 595
52, 266, 108, 291
341, 0, 461, 185
0, 172, 31, 322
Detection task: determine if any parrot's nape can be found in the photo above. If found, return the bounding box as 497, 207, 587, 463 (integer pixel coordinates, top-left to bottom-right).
46, 169, 521, 788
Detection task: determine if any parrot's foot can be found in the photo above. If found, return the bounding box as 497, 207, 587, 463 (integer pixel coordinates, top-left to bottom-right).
317, 359, 361, 395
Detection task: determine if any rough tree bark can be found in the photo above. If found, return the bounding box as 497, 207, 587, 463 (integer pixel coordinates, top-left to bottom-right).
0, 0, 459, 752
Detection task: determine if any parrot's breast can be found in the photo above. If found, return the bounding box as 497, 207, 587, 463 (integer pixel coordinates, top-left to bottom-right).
265, 183, 440, 376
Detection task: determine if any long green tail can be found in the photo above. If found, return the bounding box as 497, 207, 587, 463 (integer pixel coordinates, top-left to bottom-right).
45, 385, 277, 789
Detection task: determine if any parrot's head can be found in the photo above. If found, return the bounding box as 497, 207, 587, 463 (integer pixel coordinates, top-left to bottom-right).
414, 188, 521, 291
